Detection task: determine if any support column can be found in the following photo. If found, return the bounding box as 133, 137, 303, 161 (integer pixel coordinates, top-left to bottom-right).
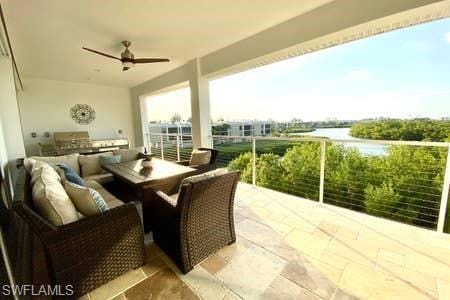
190, 59, 212, 149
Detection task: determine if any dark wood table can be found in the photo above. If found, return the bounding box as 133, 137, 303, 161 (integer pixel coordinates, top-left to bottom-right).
103, 158, 197, 232
103, 158, 197, 194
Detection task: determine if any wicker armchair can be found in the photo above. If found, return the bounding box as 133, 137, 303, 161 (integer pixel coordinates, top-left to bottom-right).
149, 170, 240, 274
12, 168, 146, 298
177, 147, 219, 174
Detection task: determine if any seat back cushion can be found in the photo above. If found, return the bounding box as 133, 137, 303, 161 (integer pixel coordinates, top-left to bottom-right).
64, 181, 108, 216
181, 168, 228, 185
113, 149, 140, 162
24, 153, 81, 175
189, 149, 211, 166
78, 152, 113, 177
31, 162, 80, 226
56, 163, 85, 186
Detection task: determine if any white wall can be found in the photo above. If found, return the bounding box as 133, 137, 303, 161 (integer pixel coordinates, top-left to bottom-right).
18, 77, 135, 156
0, 56, 26, 197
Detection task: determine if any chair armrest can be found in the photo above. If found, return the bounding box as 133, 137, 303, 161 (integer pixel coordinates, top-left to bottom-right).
176, 160, 190, 166
43, 202, 145, 272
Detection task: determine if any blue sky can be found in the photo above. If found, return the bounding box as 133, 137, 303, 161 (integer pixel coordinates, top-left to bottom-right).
148, 19, 450, 122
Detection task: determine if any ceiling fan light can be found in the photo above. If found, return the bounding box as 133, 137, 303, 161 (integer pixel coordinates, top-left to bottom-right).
122, 61, 134, 68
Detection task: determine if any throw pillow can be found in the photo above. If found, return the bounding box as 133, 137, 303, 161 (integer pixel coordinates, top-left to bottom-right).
56, 163, 85, 186
100, 154, 122, 166
31, 165, 79, 226
64, 181, 109, 216
189, 150, 211, 166
78, 152, 113, 177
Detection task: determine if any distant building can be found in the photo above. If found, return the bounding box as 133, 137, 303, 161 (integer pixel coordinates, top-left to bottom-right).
147, 120, 273, 137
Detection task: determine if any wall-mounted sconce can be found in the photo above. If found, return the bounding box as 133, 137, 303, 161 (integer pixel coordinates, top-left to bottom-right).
31, 132, 37, 138
44, 132, 50, 138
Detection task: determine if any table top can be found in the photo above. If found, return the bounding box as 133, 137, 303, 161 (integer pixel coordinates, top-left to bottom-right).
102, 158, 197, 187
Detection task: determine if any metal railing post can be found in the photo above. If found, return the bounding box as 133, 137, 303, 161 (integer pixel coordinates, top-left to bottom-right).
148, 134, 152, 154
252, 137, 256, 186
160, 135, 164, 160
176, 135, 180, 161
437, 146, 450, 233
319, 141, 326, 204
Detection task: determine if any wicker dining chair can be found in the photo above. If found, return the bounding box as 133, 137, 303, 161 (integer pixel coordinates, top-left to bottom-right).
149, 170, 240, 274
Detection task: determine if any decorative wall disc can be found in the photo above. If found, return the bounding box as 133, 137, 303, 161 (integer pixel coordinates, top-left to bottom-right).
70, 104, 96, 125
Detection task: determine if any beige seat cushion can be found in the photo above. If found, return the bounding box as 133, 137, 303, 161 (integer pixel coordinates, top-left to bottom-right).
113, 149, 140, 162
78, 152, 113, 177
31, 165, 79, 226
25, 153, 80, 175
64, 181, 109, 216
83, 173, 114, 185
189, 150, 211, 166
85, 180, 124, 209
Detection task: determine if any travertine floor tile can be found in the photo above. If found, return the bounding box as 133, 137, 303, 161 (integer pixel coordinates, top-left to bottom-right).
285, 227, 330, 259
89, 269, 146, 300
200, 254, 228, 275
142, 255, 167, 277
236, 218, 284, 248
437, 278, 450, 300
377, 248, 405, 267
281, 255, 340, 299
124, 268, 198, 300
110, 294, 126, 300
216, 236, 253, 262
338, 263, 387, 299
319, 250, 349, 270
216, 245, 287, 299
179, 266, 231, 300
404, 251, 450, 279
261, 275, 320, 300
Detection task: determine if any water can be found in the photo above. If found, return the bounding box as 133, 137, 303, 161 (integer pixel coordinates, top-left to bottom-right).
291, 127, 387, 156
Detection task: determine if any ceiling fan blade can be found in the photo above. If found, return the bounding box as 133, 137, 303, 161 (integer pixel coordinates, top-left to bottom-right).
82, 47, 121, 61
122, 66, 130, 71
132, 58, 170, 64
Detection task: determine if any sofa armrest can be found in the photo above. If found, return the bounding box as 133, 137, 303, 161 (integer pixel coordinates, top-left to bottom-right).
43, 202, 145, 272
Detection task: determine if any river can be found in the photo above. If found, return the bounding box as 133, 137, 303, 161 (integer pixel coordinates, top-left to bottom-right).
291, 127, 387, 155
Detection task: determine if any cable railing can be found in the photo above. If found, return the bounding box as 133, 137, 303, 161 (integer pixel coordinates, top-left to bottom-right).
145, 132, 450, 233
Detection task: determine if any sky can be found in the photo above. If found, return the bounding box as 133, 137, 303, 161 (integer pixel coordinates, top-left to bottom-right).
147, 18, 450, 122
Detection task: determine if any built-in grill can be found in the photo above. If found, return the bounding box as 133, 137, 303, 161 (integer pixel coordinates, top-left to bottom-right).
39, 131, 129, 156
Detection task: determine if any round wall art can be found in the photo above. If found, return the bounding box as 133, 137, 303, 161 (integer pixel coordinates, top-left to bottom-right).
70, 104, 96, 125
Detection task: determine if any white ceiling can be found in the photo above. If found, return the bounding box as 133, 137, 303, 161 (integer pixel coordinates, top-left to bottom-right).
3, 0, 333, 88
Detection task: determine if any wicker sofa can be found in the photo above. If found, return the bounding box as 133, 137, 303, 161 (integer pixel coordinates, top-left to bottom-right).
149, 169, 240, 273
12, 163, 146, 297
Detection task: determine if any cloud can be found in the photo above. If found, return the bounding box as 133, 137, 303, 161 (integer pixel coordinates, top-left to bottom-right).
343, 69, 372, 81
446, 32, 450, 43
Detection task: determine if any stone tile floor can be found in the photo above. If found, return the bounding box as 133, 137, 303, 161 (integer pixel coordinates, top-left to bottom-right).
83, 183, 450, 299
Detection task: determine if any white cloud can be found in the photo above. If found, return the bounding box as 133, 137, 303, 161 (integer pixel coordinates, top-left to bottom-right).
445, 32, 450, 43
344, 70, 372, 81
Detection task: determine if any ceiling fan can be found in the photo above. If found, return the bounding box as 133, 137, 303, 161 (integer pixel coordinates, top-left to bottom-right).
82, 41, 170, 71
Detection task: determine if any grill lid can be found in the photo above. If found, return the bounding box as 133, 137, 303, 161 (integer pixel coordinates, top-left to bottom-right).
54, 131, 90, 145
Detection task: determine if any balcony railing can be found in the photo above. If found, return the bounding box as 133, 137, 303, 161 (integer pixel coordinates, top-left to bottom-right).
145, 132, 450, 233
